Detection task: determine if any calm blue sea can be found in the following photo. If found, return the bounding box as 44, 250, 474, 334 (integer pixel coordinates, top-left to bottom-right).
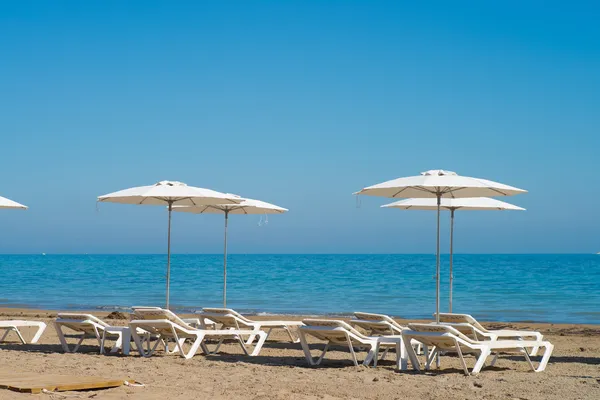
0, 254, 598, 324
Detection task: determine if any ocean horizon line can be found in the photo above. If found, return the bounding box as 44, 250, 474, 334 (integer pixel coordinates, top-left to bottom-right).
0, 252, 596, 256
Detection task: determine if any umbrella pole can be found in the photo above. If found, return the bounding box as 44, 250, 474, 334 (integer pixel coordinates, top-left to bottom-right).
449, 209, 455, 313
223, 211, 229, 308
166, 201, 173, 310
436, 194, 441, 324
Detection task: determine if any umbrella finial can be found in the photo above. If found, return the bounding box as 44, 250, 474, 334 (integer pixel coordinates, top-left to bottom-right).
155, 181, 187, 187
421, 169, 457, 176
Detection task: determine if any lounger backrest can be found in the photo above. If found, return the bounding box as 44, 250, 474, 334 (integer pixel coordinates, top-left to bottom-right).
302, 319, 367, 340
201, 308, 253, 328
55, 313, 109, 335
407, 323, 474, 344
131, 308, 194, 330
56, 313, 108, 328
353, 312, 406, 331
129, 306, 162, 321
440, 322, 488, 340
438, 313, 486, 331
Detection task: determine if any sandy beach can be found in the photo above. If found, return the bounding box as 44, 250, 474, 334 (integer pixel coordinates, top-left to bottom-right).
0, 308, 599, 399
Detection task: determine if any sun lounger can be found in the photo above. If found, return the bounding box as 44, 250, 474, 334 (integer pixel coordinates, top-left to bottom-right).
351, 312, 423, 354
0, 320, 47, 344
131, 306, 216, 329
201, 308, 303, 344
298, 319, 409, 368
438, 313, 544, 355
54, 313, 128, 353
401, 323, 553, 375
129, 307, 267, 359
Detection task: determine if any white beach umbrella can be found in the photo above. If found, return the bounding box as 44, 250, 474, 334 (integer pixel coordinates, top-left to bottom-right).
382, 197, 525, 312
355, 170, 526, 322
0, 196, 27, 209
98, 181, 242, 308
174, 196, 288, 307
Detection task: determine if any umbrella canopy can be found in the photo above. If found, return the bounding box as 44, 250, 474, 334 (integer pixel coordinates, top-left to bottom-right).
97, 180, 241, 206
98, 180, 242, 309
357, 170, 526, 199
0, 196, 27, 209
173, 196, 287, 215
381, 197, 526, 211
355, 170, 526, 323
174, 197, 288, 307
382, 197, 525, 312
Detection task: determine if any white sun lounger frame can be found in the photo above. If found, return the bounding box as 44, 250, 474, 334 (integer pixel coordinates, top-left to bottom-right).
132, 306, 216, 329
438, 313, 544, 356
298, 319, 407, 368
129, 308, 267, 359
402, 323, 553, 376
201, 308, 303, 344
351, 312, 423, 355
0, 320, 47, 344
54, 313, 127, 353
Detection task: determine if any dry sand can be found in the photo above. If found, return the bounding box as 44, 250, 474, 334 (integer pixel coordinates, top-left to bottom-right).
1, 308, 599, 399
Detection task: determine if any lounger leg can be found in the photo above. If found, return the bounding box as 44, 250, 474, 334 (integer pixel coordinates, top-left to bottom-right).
72, 336, 85, 353
380, 348, 389, 361
534, 343, 553, 372
231, 334, 249, 356
0, 327, 26, 344
207, 338, 224, 354
181, 333, 203, 359
131, 330, 145, 356
55, 324, 69, 352
249, 331, 267, 356
100, 330, 107, 354
398, 340, 407, 370
110, 331, 123, 354
472, 347, 491, 375
454, 340, 470, 376
93, 326, 103, 348
403, 337, 421, 371
346, 334, 360, 367
244, 324, 262, 345
490, 353, 499, 366
425, 347, 438, 370
131, 329, 160, 357
370, 342, 380, 367
530, 333, 543, 356
199, 341, 210, 354
54, 324, 84, 353
264, 327, 274, 342
298, 331, 316, 366
169, 326, 188, 358
316, 342, 330, 365
285, 327, 300, 343
31, 323, 46, 344
164, 338, 186, 354
13, 328, 27, 345
522, 347, 535, 371
245, 333, 257, 345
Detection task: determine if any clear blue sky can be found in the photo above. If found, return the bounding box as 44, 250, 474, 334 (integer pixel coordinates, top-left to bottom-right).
0, 1, 598, 254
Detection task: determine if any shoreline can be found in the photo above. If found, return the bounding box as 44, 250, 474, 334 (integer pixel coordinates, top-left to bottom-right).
2, 307, 599, 335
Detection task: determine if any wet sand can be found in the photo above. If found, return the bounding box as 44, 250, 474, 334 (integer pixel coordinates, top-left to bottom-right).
1, 308, 599, 399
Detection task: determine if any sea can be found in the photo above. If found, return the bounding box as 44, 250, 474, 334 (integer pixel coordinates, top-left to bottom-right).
0, 254, 598, 324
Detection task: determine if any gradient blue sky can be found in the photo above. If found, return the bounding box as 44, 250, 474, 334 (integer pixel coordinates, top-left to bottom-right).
0, 1, 598, 254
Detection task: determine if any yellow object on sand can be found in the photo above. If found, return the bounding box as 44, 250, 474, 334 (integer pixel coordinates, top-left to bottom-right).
0, 373, 134, 394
